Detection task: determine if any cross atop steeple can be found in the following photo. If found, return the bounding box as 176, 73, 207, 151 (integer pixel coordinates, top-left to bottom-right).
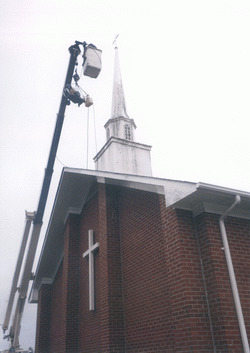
112, 34, 119, 48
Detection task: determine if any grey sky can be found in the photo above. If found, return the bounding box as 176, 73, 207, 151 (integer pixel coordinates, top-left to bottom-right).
1, 0, 250, 350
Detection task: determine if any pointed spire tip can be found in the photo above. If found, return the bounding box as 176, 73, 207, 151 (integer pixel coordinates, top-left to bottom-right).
112, 34, 119, 48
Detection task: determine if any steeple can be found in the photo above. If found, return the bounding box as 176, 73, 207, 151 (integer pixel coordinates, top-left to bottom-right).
104, 46, 136, 142
111, 46, 129, 119
94, 45, 152, 176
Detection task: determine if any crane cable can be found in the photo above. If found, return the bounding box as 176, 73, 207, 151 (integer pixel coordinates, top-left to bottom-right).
56, 64, 98, 169
93, 104, 98, 156
56, 155, 68, 167
86, 106, 89, 169
86, 103, 98, 169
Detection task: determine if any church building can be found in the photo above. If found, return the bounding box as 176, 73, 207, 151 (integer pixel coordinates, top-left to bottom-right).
30, 47, 250, 353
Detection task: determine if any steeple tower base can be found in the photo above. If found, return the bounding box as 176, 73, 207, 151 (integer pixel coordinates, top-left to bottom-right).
94, 137, 152, 176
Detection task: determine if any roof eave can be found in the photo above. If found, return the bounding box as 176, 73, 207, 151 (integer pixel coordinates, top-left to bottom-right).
172, 182, 250, 219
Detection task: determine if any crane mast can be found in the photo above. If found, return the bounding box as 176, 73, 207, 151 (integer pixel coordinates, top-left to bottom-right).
2, 40, 102, 352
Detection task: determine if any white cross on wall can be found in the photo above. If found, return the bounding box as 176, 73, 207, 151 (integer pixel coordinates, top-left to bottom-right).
82, 229, 100, 311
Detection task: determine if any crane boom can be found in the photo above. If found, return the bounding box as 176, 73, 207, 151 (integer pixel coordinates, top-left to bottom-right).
34, 43, 81, 225
3, 40, 102, 352
2, 212, 35, 333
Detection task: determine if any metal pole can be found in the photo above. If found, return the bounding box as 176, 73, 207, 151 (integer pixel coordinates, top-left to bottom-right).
34, 43, 81, 225
12, 223, 43, 348
2, 211, 35, 333
219, 195, 250, 353
7, 44, 81, 349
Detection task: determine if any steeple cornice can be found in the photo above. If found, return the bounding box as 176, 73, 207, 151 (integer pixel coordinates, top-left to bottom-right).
104, 116, 136, 129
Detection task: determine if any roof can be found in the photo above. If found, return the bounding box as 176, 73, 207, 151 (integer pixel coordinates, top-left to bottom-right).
29, 168, 250, 303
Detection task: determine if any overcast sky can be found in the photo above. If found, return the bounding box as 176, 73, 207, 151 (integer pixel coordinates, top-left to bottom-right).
1, 0, 250, 350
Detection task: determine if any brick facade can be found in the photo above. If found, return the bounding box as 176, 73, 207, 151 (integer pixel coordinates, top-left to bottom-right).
35, 182, 250, 352
35, 284, 51, 353
195, 213, 250, 351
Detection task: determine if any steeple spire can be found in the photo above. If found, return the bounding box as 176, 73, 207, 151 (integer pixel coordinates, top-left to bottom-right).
111, 46, 129, 119
94, 42, 152, 177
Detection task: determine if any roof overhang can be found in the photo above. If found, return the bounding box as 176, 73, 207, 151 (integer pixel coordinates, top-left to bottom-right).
29, 168, 250, 303
172, 182, 250, 219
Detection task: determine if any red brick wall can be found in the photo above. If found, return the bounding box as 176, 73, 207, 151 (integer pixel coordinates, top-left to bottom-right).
49, 261, 65, 352
78, 189, 101, 352
195, 212, 250, 352
36, 182, 250, 353
78, 183, 125, 352
36, 183, 125, 353
49, 214, 80, 353
99, 184, 125, 352
64, 214, 80, 352
35, 284, 51, 353
119, 188, 173, 352
119, 189, 214, 352
161, 205, 214, 352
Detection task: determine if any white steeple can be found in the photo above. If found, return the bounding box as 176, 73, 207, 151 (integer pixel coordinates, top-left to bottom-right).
111, 46, 129, 120
94, 45, 152, 176
105, 46, 136, 142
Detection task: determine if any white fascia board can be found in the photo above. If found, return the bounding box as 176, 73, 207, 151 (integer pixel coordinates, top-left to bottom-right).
163, 180, 198, 207
197, 182, 250, 198
65, 168, 197, 206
